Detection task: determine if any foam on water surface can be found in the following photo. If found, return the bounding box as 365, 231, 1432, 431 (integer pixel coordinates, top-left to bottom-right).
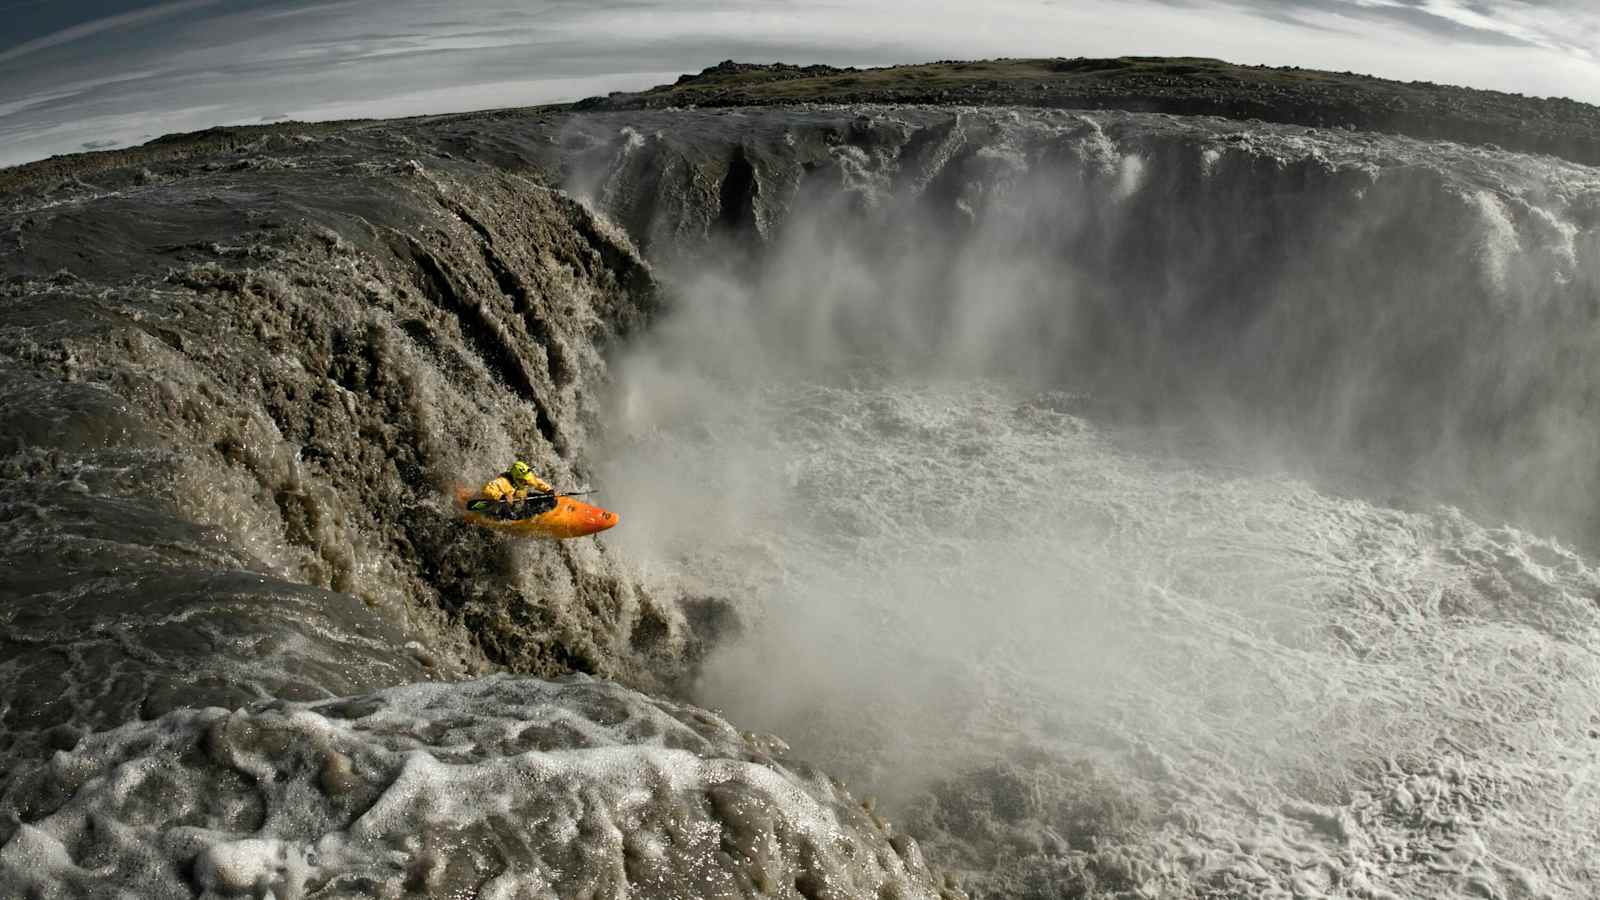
561, 109, 1600, 895
0, 676, 953, 899
600, 375, 1600, 898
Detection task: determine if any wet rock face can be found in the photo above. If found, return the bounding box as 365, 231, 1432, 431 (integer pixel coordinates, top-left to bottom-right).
0, 522, 432, 774
0, 676, 959, 900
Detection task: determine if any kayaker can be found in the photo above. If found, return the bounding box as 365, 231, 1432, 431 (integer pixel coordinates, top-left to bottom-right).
470, 460, 556, 519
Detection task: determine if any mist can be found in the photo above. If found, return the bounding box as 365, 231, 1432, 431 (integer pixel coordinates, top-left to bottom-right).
577, 107, 1600, 888
588, 111, 1600, 539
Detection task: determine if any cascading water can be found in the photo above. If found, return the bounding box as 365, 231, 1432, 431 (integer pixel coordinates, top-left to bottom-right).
0, 129, 954, 899
577, 107, 1600, 897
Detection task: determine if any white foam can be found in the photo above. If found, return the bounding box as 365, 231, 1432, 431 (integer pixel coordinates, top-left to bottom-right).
193, 838, 311, 897
1469, 188, 1520, 298
0, 825, 74, 876
0, 677, 946, 898
600, 373, 1600, 898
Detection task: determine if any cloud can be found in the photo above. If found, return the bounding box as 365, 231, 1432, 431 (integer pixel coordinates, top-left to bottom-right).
1168, 0, 1600, 56
0, 0, 224, 65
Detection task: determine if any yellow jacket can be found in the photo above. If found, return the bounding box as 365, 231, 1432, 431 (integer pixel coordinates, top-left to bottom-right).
481, 469, 553, 502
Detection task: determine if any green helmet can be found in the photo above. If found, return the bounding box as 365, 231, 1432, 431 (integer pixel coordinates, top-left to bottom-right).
509, 460, 533, 483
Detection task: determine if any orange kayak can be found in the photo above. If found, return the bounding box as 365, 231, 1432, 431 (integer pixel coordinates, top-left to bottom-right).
455, 488, 619, 539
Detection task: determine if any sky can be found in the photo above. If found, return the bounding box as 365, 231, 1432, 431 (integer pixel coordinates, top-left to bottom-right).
1, 0, 1598, 168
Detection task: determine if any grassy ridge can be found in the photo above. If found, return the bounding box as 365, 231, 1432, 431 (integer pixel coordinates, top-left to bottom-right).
582, 57, 1600, 167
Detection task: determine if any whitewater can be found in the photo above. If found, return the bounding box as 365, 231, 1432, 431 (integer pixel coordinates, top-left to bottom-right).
584, 106, 1600, 897
603, 369, 1600, 896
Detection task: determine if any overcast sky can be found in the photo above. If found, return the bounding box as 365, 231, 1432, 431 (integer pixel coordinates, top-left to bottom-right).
2, 0, 1598, 168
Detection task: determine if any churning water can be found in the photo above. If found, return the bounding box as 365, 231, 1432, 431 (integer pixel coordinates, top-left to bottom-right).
602, 365, 1600, 895
583, 107, 1600, 896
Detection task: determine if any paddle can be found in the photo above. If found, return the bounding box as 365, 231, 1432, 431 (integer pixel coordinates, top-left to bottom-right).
494, 489, 596, 519
466, 487, 597, 519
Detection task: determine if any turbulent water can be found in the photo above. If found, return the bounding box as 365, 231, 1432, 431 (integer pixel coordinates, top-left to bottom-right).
575, 107, 1600, 898
603, 374, 1600, 897
3, 103, 1600, 898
